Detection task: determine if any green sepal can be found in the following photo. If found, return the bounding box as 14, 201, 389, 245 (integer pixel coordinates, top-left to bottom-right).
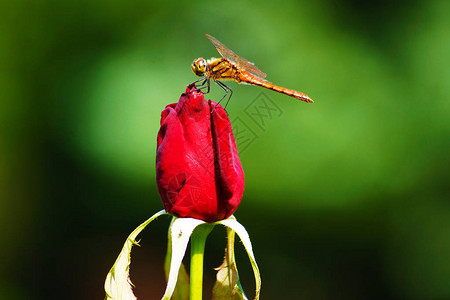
212, 227, 248, 300
216, 217, 261, 300
162, 217, 206, 300
164, 217, 190, 300
104, 210, 167, 300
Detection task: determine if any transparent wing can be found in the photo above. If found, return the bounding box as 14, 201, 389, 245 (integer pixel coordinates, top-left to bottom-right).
206, 34, 267, 79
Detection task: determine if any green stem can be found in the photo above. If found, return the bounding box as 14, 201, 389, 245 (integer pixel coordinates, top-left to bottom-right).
190, 224, 213, 300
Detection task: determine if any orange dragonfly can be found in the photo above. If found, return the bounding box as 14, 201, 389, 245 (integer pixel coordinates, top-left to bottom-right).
191, 34, 313, 106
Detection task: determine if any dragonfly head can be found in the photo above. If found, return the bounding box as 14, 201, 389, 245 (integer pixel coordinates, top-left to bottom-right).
191, 58, 207, 77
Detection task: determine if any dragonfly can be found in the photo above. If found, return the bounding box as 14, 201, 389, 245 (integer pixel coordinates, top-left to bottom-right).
191, 34, 313, 106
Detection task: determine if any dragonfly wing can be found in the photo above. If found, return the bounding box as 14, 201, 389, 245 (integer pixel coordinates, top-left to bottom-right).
205, 34, 267, 79
235, 57, 267, 79
205, 34, 239, 63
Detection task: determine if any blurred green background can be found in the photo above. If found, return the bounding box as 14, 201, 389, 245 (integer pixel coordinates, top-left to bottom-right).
1, 0, 449, 299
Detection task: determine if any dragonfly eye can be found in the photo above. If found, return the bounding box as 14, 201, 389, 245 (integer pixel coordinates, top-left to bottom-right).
191, 58, 207, 77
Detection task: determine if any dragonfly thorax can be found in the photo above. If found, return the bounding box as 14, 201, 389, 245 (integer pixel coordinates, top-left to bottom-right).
191, 58, 207, 77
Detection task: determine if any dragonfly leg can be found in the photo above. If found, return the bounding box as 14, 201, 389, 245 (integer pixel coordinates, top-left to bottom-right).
198, 78, 211, 94
215, 80, 233, 109
191, 77, 211, 94
191, 76, 206, 86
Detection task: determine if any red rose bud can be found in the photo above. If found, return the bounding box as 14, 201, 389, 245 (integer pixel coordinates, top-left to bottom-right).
156, 84, 245, 222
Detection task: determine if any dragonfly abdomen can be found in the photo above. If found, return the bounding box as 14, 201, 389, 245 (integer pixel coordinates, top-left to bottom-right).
238, 70, 313, 103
